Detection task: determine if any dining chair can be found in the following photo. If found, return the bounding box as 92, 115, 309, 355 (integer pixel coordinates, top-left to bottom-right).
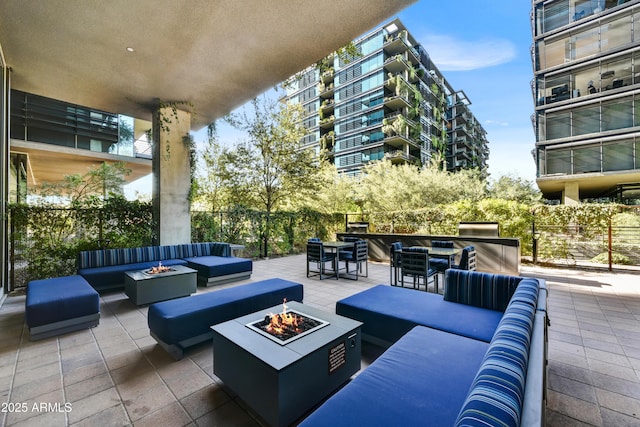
429, 240, 454, 273
389, 241, 403, 286
399, 247, 439, 292
452, 246, 477, 271
339, 239, 368, 279
306, 242, 337, 280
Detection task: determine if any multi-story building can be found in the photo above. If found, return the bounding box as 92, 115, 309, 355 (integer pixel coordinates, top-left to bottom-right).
531, 0, 640, 204
283, 19, 489, 176
447, 90, 490, 174
9, 90, 153, 203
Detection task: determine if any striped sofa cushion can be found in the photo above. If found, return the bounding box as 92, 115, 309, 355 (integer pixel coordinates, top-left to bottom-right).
444, 270, 523, 312
454, 295, 536, 427
78, 242, 230, 269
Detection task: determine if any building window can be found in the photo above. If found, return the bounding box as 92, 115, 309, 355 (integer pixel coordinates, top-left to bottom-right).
602, 97, 633, 131
547, 148, 572, 174
546, 111, 571, 139
573, 144, 601, 173
572, 103, 600, 135
603, 139, 634, 171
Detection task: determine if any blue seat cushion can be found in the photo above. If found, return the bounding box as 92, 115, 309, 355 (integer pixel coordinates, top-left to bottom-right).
300, 326, 489, 427
79, 259, 187, 289
26, 275, 99, 328
148, 278, 303, 345
336, 285, 503, 344
429, 258, 449, 272
184, 256, 252, 278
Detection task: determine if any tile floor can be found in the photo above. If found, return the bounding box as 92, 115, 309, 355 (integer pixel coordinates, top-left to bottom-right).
0, 255, 639, 426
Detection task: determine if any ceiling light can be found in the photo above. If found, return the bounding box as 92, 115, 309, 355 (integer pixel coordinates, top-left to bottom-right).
126, 47, 135, 52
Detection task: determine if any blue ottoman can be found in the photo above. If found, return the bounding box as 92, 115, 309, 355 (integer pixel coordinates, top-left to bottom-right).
148, 278, 303, 359
26, 275, 100, 341
184, 256, 253, 286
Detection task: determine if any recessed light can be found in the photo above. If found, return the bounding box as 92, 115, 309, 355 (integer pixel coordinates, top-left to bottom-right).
126, 47, 135, 52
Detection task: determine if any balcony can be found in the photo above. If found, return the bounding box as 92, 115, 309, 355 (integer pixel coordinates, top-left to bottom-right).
317, 82, 334, 98
384, 54, 409, 74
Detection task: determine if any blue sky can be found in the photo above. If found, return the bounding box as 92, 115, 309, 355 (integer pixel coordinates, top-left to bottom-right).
127, 1, 536, 198
211, 0, 537, 180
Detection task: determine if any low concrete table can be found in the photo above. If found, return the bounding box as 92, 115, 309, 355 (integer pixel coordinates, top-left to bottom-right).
211, 301, 362, 427
124, 264, 196, 305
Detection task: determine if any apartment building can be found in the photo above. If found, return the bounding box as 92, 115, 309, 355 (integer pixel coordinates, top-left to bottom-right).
9, 90, 153, 203
283, 19, 489, 176
531, 0, 640, 203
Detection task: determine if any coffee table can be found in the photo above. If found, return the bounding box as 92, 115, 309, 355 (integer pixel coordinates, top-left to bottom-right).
211, 301, 362, 427
124, 264, 196, 305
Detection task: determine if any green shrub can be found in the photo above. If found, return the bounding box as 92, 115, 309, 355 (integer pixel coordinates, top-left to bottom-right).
591, 252, 633, 265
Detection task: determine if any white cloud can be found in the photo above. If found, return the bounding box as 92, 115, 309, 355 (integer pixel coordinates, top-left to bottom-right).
419, 34, 516, 71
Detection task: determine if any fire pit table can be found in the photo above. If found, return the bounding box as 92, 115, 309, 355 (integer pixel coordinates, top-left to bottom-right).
124, 264, 196, 306
211, 301, 362, 427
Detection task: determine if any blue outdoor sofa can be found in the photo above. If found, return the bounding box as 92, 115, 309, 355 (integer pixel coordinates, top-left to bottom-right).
300, 269, 548, 427
147, 278, 304, 359
77, 242, 252, 292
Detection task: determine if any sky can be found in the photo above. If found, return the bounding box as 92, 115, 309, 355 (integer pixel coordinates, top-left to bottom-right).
126, 0, 537, 198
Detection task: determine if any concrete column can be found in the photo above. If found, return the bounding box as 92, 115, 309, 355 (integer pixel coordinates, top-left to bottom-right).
563, 181, 580, 205
152, 106, 192, 245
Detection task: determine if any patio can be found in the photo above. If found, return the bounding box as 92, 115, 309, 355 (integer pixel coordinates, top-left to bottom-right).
1, 255, 640, 426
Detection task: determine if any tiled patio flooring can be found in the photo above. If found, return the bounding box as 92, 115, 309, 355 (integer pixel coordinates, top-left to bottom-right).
1, 255, 639, 426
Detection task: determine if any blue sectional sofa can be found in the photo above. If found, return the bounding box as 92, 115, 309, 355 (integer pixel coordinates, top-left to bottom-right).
77, 242, 252, 292
300, 269, 548, 427
147, 278, 304, 359
26, 275, 100, 341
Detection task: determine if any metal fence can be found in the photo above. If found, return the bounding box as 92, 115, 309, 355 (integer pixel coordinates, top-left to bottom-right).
8, 204, 639, 291
533, 224, 640, 268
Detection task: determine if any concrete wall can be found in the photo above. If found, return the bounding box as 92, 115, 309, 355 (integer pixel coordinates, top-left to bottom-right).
337, 232, 521, 276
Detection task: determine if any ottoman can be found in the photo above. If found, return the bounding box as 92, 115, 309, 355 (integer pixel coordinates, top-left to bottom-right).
26, 275, 100, 341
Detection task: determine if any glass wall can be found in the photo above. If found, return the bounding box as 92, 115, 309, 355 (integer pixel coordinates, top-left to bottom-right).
536, 7, 638, 71
536, 52, 640, 106
536, 0, 633, 36
10, 90, 128, 156
544, 95, 638, 140
1, 55, 6, 296
541, 137, 639, 176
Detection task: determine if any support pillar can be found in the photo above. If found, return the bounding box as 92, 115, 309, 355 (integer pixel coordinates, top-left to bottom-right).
562, 182, 580, 205
152, 106, 192, 245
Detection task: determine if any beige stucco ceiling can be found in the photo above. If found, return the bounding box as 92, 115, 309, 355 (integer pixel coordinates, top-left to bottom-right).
0, 0, 415, 130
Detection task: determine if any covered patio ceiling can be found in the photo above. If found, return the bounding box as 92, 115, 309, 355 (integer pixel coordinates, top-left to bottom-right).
0, 0, 415, 130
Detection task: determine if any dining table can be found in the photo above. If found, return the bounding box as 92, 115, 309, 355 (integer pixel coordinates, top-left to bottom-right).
322, 241, 355, 279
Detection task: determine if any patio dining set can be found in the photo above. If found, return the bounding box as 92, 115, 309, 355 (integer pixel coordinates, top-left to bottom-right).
306, 237, 477, 293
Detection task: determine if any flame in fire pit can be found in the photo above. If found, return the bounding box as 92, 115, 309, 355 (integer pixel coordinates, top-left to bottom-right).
147, 261, 172, 274
265, 299, 302, 336
247, 299, 330, 345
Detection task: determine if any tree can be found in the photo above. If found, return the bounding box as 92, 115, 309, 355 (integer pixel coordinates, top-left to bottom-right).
487, 174, 541, 204
354, 160, 487, 213
193, 122, 232, 212
34, 162, 130, 206
224, 96, 319, 256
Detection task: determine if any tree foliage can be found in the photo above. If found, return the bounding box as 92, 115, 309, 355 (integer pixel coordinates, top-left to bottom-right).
222, 97, 319, 214
487, 174, 541, 204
